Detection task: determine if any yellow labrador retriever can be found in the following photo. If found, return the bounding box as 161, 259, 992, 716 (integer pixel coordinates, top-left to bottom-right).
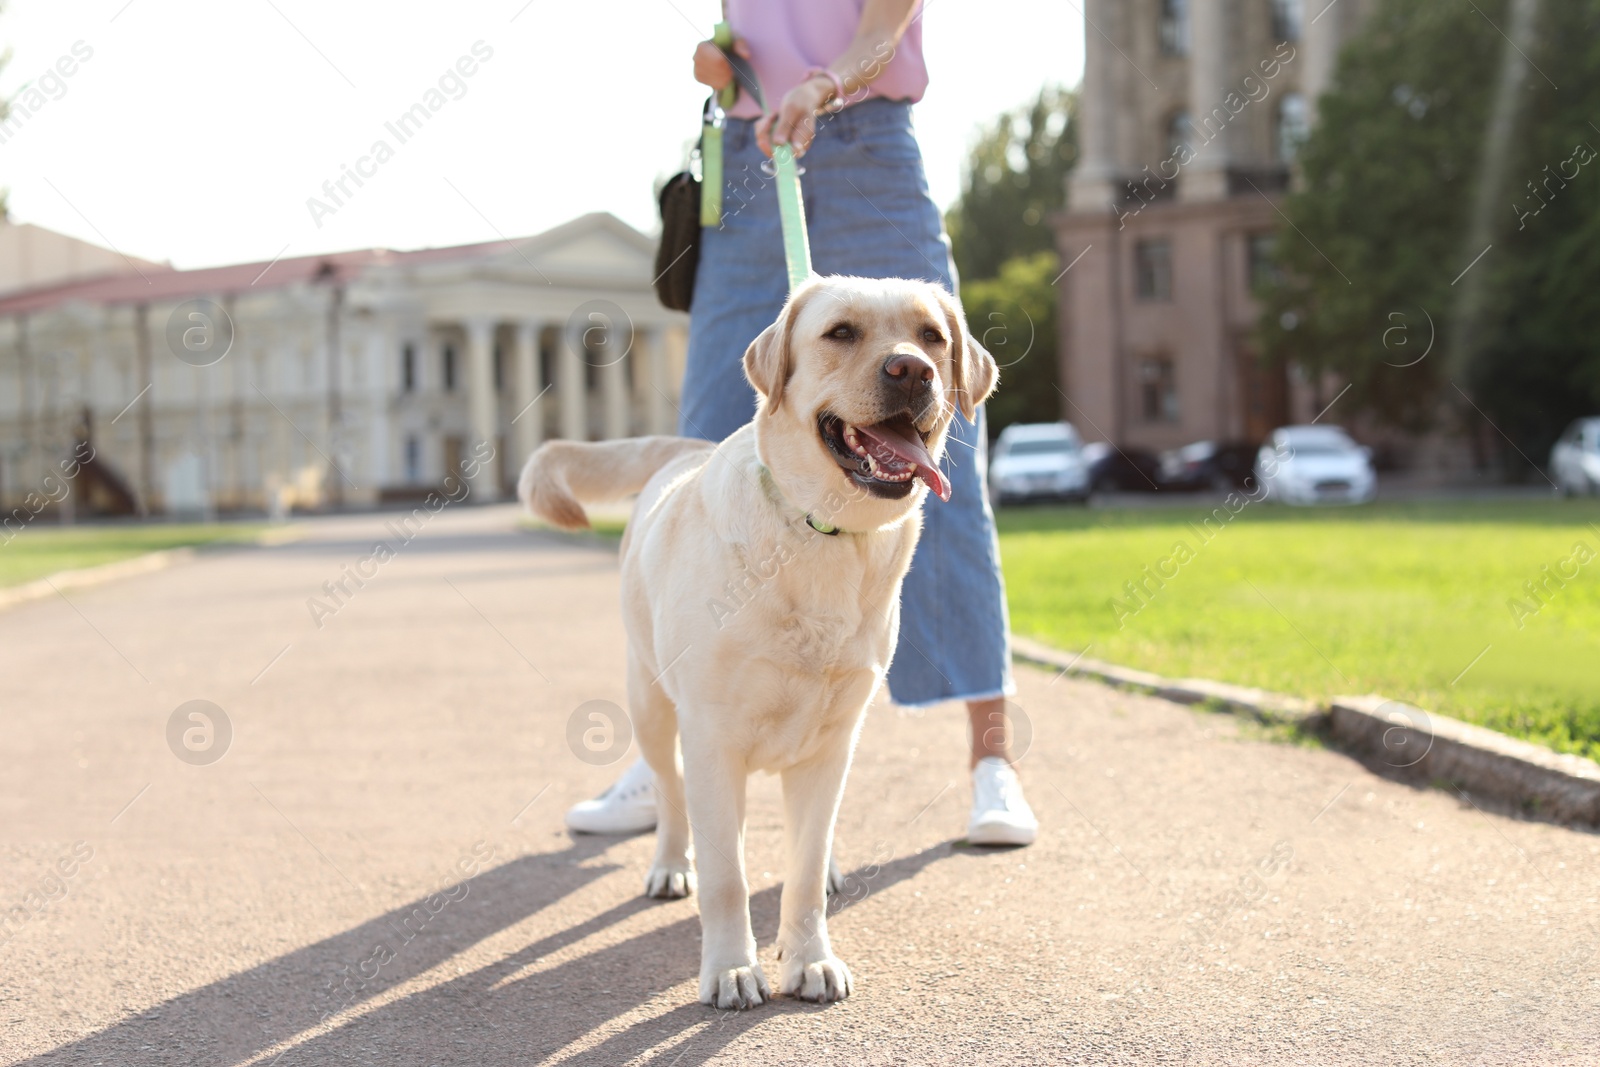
519, 275, 996, 1008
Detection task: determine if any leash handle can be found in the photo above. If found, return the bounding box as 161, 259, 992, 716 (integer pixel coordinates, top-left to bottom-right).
699, 21, 737, 227
699, 97, 723, 227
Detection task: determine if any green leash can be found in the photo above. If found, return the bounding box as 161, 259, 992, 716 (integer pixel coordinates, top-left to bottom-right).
771, 143, 812, 291
705, 23, 827, 531
700, 20, 813, 293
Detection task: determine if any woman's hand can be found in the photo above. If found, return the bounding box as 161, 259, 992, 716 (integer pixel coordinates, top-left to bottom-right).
755, 75, 835, 158
692, 37, 751, 90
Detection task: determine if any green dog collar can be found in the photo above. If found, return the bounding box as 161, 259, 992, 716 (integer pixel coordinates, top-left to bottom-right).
805, 514, 840, 536
757, 464, 845, 536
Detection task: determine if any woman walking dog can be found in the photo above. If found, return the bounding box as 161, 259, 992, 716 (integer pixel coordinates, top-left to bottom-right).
567, 0, 1038, 848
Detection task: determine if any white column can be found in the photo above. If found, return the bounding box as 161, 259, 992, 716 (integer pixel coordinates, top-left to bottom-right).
366, 317, 394, 496
463, 316, 501, 501
1183, 0, 1236, 202
266, 328, 290, 513
559, 324, 586, 441
601, 337, 630, 441
666, 326, 689, 430
196, 324, 217, 522
1067, 0, 1123, 213
642, 326, 673, 435
510, 321, 542, 470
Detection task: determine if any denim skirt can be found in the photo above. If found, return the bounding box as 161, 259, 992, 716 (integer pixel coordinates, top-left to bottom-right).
679, 98, 1013, 708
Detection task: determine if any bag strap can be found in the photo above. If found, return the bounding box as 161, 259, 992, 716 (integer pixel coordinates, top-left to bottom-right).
699, 20, 812, 293
717, 21, 763, 111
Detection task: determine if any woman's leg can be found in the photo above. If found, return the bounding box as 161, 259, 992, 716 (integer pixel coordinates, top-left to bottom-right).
967, 697, 1010, 768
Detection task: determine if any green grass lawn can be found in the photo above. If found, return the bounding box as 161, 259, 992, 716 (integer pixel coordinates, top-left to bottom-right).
0, 523, 268, 590
997, 498, 1600, 761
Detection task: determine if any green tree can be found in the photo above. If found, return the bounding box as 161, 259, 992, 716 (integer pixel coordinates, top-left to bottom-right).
1471, 3, 1600, 460
946, 86, 1077, 285
961, 251, 1062, 432
1257, 0, 1600, 464
945, 87, 1077, 436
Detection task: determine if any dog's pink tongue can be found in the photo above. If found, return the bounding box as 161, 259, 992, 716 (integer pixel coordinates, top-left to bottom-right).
856, 422, 950, 502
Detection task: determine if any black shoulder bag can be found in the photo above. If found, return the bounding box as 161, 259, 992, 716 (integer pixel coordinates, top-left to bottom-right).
653, 39, 767, 312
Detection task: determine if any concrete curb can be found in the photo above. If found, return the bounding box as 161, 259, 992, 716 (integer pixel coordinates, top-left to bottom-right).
0, 525, 303, 614
1011, 635, 1600, 828
1329, 695, 1600, 826
1010, 636, 1320, 726
0, 547, 197, 612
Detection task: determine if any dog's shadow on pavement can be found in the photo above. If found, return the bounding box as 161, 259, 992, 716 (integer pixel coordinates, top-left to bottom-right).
554, 842, 958, 1067
16, 836, 956, 1066
13, 835, 627, 1067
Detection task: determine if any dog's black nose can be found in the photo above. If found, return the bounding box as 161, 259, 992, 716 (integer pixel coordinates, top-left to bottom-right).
883, 352, 936, 387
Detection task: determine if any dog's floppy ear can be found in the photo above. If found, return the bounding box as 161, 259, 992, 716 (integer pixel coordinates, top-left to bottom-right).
742, 320, 789, 410
935, 287, 999, 422
743, 283, 814, 411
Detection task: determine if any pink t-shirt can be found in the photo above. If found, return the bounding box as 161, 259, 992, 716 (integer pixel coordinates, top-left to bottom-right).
724, 0, 928, 120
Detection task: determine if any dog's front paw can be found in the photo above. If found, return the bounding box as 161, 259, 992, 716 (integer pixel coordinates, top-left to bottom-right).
644, 863, 694, 899
826, 853, 845, 897
700, 963, 771, 1010
780, 955, 853, 1003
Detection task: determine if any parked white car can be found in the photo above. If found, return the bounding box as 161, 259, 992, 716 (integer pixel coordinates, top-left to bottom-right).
1551, 417, 1600, 496
989, 422, 1091, 505
1254, 425, 1376, 505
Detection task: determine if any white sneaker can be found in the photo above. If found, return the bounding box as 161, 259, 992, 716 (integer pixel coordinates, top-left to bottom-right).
967, 756, 1038, 846
565, 756, 659, 835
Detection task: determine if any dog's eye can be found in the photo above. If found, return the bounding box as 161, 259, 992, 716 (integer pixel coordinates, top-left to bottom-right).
825, 324, 857, 342
922, 327, 946, 345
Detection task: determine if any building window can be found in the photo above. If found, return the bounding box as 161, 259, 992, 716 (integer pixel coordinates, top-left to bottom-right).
401, 342, 416, 392
1135, 238, 1173, 301
1277, 92, 1310, 162
1248, 234, 1281, 289
1271, 0, 1302, 43
404, 435, 421, 483
442, 343, 457, 391
1140, 358, 1179, 422
1165, 112, 1194, 161
1159, 0, 1190, 56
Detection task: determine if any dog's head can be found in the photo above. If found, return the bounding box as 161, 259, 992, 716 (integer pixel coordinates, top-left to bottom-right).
743, 275, 998, 531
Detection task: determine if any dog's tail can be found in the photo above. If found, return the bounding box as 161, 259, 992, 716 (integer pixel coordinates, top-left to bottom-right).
517, 436, 715, 531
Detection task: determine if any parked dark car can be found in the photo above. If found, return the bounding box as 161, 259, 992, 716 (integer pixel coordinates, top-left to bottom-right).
1081, 442, 1162, 492
1157, 440, 1262, 491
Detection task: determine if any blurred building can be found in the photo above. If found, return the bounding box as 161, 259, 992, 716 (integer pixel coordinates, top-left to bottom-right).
1057, 0, 1373, 450
0, 213, 687, 516
0, 219, 168, 297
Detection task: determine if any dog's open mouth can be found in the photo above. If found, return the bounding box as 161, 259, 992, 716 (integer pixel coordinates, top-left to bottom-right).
818, 413, 949, 502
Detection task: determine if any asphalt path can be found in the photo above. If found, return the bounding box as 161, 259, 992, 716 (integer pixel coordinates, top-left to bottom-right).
1, 504, 1596, 1065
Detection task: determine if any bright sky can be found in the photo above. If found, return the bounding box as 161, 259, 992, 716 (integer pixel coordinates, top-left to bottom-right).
0, 0, 1084, 271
